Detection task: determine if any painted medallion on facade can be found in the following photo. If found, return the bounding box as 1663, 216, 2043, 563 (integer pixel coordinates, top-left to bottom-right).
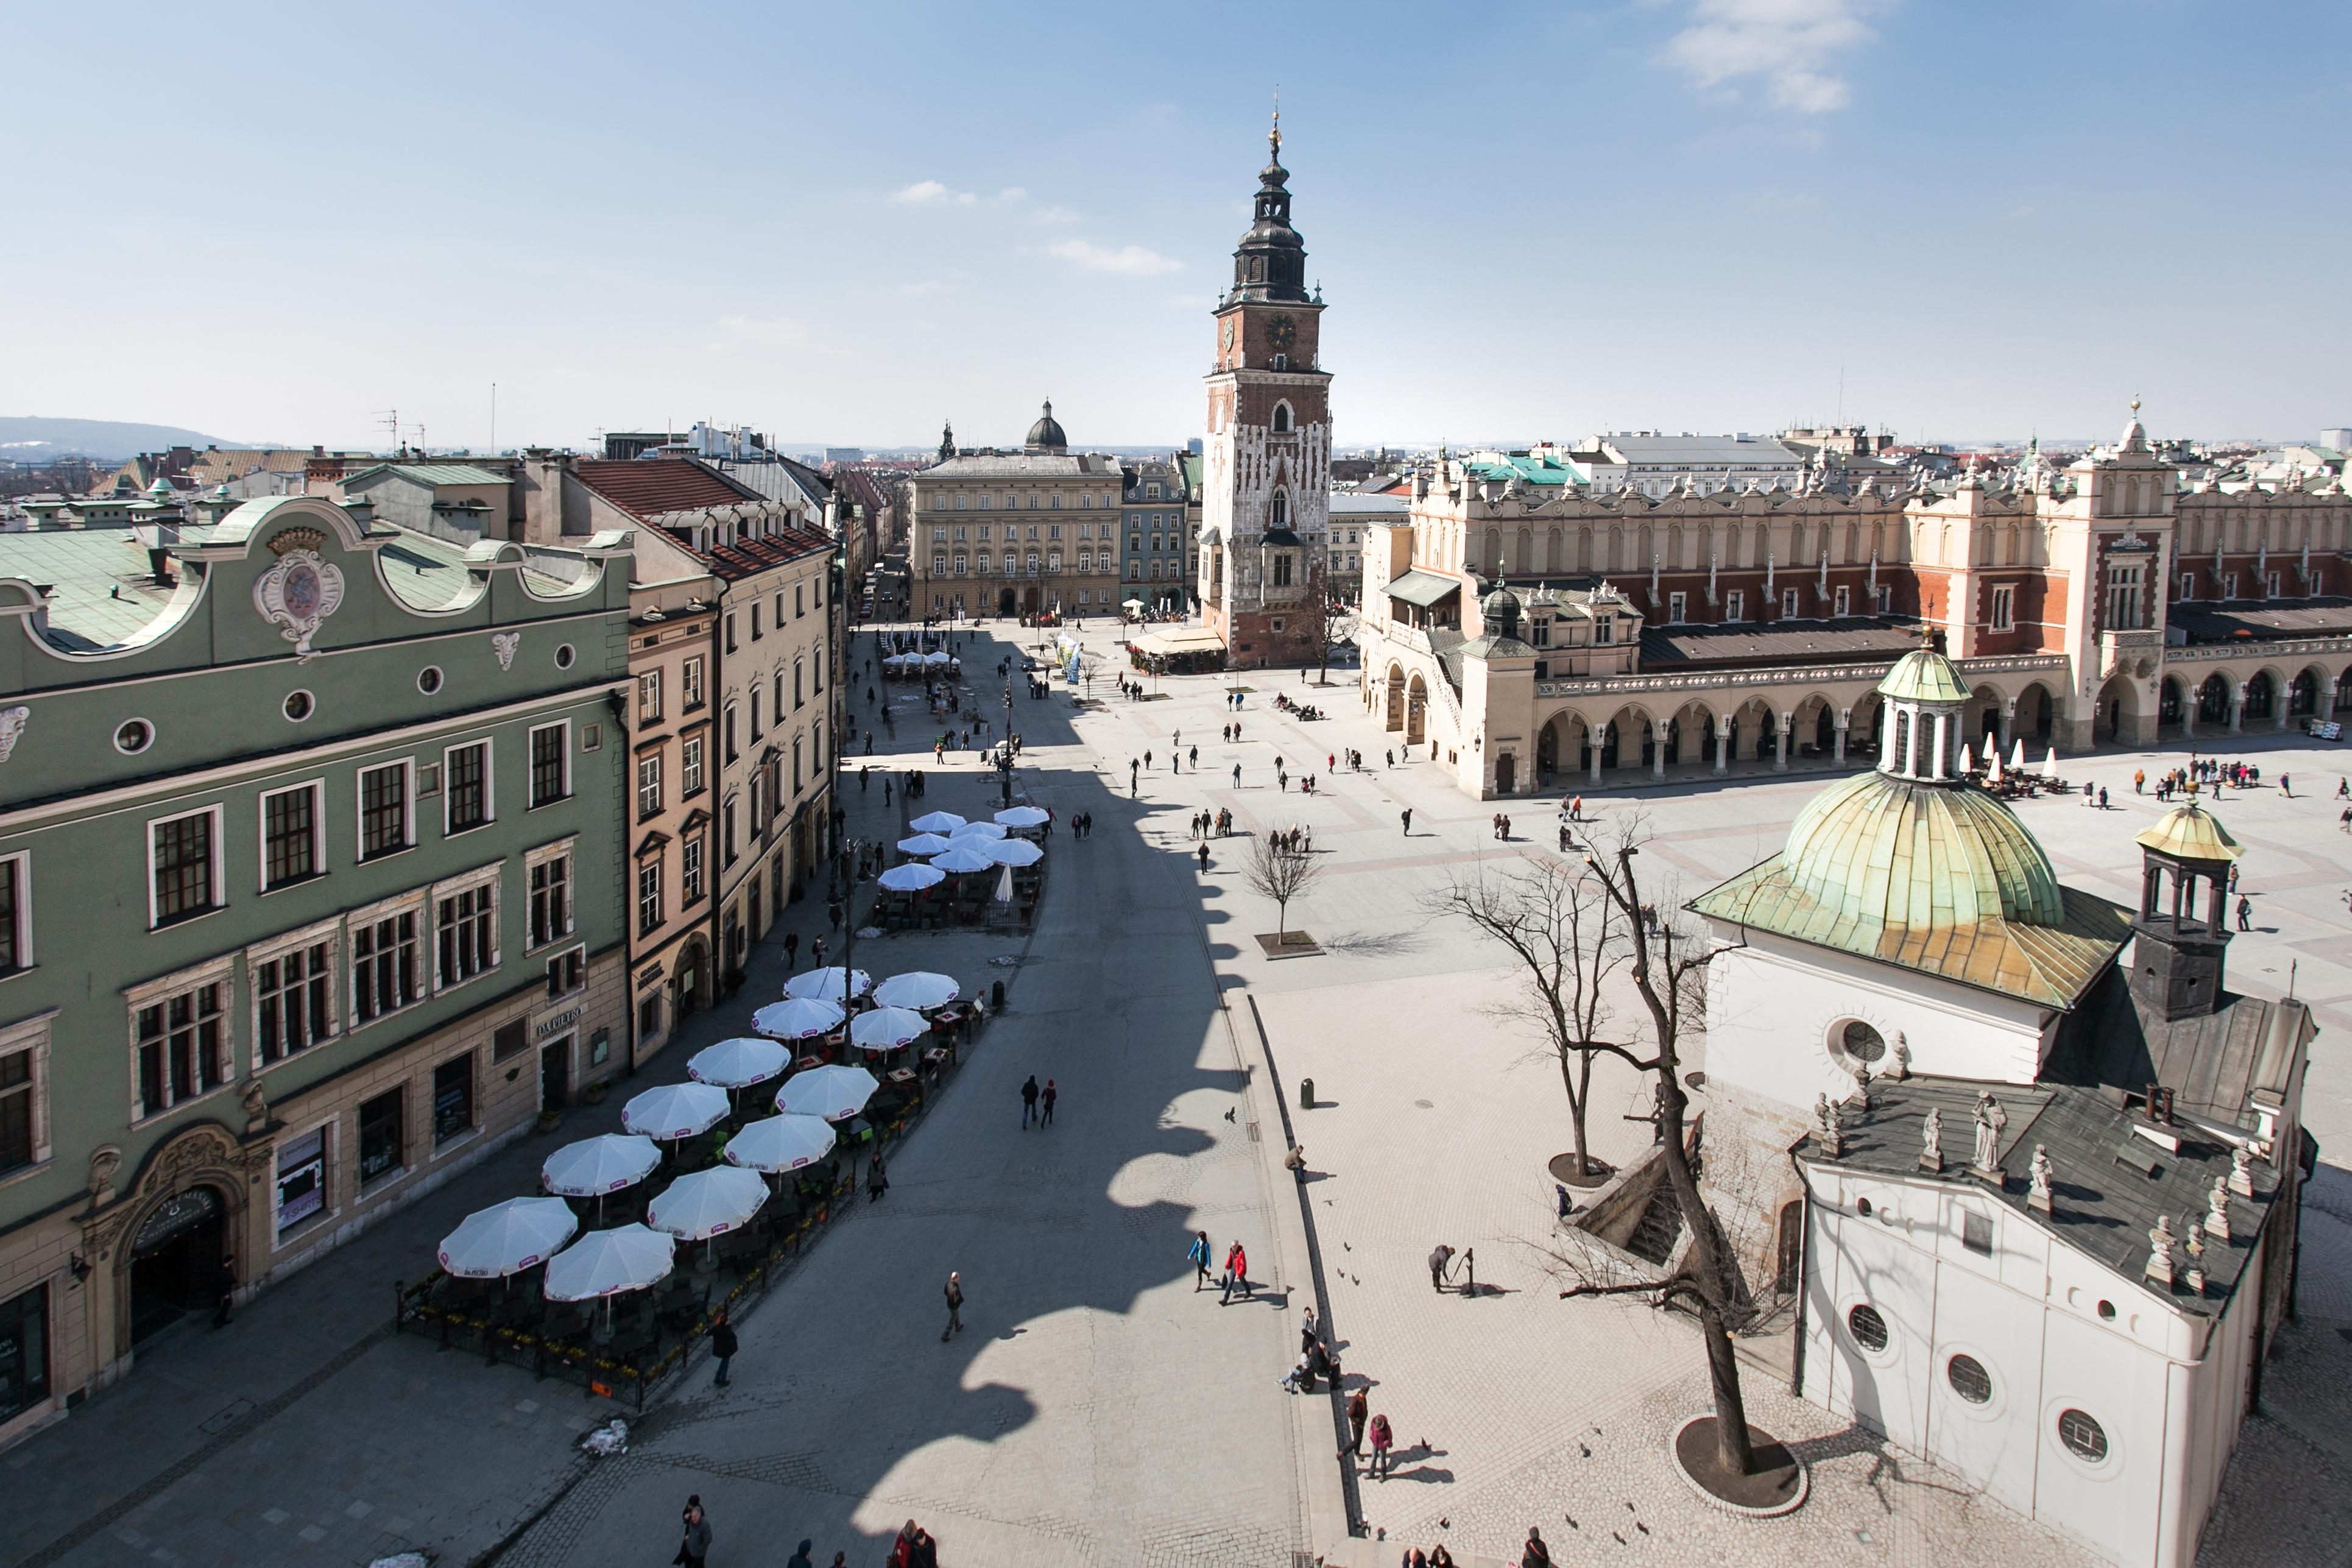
253, 530, 346, 660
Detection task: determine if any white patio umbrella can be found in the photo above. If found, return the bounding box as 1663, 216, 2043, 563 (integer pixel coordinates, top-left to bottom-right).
725, 1114, 837, 1173
923, 649, 953, 666
750, 997, 845, 1040
438, 1196, 578, 1278
994, 807, 1050, 828
1958, 743, 1975, 773
931, 846, 995, 874
2010, 737, 2027, 770
2042, 746, 2061, 781
621, 1081, 732, 1141
878, 863, 945, 892
986, 837, 1044, 868
850, 1006, 930, 1051
950, 820, 1007, 841
784, 966, 871, 1001
775, 1063, 881, 1121
542, 1134, 660, 1198
992, 866, 1015, 902
873, 971, 959, 1010
909, 810, 967, 834
542, 1225, 674, 1321
1988, 749, 2006, 784
688, 1036, 792, 1089
647, 1165, 769, 1242
897, 833, 953, 856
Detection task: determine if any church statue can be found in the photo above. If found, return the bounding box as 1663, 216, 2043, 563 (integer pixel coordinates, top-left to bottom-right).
1813, 1093, 1843, 1157
2184, 1218, 2205, 1259
2027, 1144, 2054, 1213
2206, 1174, 2233, 1243
1886, 1033, 1911, 1081
1918, 1106, 1943, 1173
2145, 1214, 2177, 1287
1848, 1060, 1873, 1111
1971, 1092, 2007, 1176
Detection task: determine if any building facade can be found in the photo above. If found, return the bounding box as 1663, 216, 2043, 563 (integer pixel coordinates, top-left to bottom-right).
0, 495, 633, 1449
1196, 118, 1333, 668
1360, 409, 2352, 799
909, 408, 1126, 621
1120, 457, 1190, 612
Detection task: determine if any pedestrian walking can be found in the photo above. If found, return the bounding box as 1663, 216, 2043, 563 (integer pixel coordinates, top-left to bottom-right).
1233, 763, 1243, 788
1400, 808, 1413, 835
2237, 895, 2252, 931
677, 1497, 712, 1567
1198, 842, 1210, 872
708, 1307, 738, 1386
1021, 1074, 1040, 1126
212, 1252, 237, 1328
1369, 1413, 1394, 1480
1189, 745, 1198, 770
1040, 1078, 1058, 1127
1519, 1526, 1552, 1568
1188, 1230, 1213, 1290
1428, 1243, 1453, 1291
941, 1272, 964, 1341
867, 1153, 890, 1201
1344, 1388, 1369, 1460
787, 1541, 814, 1568
1221, 1240, 1248, 1303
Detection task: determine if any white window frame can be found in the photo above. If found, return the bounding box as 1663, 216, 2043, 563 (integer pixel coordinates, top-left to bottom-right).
355, 758, 417, 862
637, 856, 663, 936
256, 779, 327, 894
1726, 590, 1746, 621
146, 803, 227, 930
442, 738, 496, 836
682, 734, 705, 796
525, 836, 577, 953
1990, 584, 2015, 632
0, 1009, 58, 1187
682, 655, 705, 709
125, 955, 236, 1125
637, 750, 663, 819
429, 861, 504, 996
0, 850, 33, 975
347, 887, 428, 1033
637, 669, 662, 724
1833, 585, 1850, 618
247, 916, 343, 1072
682, 835, 705, 904
527, 719, 572, 810
543, 942, 587, 1002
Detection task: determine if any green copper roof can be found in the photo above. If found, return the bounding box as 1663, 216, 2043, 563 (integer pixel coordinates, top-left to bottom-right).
1877, 646, 1973, 704
2136, 803, 2242, 864
1461, 453, 1584, 487
1691, 769, 2128, 1008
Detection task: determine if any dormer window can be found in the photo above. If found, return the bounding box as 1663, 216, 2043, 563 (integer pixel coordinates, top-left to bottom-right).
1531, 618, 1550, 648
1594, 616, 1613, 645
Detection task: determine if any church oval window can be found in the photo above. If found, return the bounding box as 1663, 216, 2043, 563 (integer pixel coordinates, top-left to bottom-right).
2056, 1408, 2108, 1463
418, 666, 445, 695
1846, 1302, 1890, 1353
283, 690, 315, 723
1837, 1020, 1887, 1064
1855, 1197, 1873, 1217
1947, 1354, 1993, 1405
115, 718, 155, 755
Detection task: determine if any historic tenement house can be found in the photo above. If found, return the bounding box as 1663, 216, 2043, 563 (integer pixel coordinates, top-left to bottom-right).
0, 493, 633, 1447
910, 408, 1126, 621
1359, 408, 2352, 798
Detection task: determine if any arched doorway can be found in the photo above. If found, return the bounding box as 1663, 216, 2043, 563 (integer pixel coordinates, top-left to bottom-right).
2242, 670, 2276, 722
997, 588, 1015, 616
675, 939, 709, 1022
1966, 685, 2005, 752
2093, 676, 2137, 743
2159, 676, 2186, 735
130, 1185, 228, 1343
1385, 665, 1405, 731
2338, 665, 2352, 713
2012, 683, 2055, 746
1405, 676, 1427, 745
2289, 669, 2320, 717
2197, 673, 2232, 727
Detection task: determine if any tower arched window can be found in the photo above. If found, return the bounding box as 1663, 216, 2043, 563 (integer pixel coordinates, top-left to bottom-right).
1271, 402, 1293, 434
1269, 491, 1290, 530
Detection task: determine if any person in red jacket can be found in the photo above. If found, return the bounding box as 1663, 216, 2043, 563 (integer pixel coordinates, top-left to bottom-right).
1220, 1240, 1248, 1304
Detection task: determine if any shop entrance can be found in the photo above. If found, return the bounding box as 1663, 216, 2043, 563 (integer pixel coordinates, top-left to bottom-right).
539, 1036, 572, 1112
129, 1186, 227, 1343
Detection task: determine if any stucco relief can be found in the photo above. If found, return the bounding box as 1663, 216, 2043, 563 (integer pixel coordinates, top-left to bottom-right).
252, 545, 347, 660
492, 632, 521, 671
0, 704, 27, 763
87, 1121, 259, 1262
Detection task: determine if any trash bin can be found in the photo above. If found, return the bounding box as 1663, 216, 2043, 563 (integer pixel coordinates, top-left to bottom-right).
1299, 1077, 1315, 1110
991, 980, 1006, 1012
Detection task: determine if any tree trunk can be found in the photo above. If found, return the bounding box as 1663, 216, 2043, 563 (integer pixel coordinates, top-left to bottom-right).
1699, 1293, 1756, 1475
1557, 1054, 1591, 1179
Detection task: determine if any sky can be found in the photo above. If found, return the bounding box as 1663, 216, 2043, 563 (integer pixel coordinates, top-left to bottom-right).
5, 0, 2348, 453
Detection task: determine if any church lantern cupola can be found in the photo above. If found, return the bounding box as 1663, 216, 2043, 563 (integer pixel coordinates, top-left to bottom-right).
1874, 640, 1975, 782
1229, 108, 1310, 305
2129, 805, 2242, 1021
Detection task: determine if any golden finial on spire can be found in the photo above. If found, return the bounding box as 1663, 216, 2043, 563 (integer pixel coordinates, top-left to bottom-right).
1270, 87, 1281, 161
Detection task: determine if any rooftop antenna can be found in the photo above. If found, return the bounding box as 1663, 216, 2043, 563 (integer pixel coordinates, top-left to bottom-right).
490, 383, 497, 456
376, 408, 400, 455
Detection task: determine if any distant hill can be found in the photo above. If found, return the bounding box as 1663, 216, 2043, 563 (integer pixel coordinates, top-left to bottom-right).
0, 417, 245, 463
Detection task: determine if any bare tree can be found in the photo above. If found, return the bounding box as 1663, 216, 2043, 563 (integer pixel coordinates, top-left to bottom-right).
1245, 831, 1323, 948
1536, 822, 1764, 1486
1296, 557, 1354, 685
1431, 856, 1626, 1181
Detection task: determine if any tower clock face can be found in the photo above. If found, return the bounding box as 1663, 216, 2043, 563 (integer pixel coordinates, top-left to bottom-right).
1221, 318, 1235, 352
1264, 314, 1297, 353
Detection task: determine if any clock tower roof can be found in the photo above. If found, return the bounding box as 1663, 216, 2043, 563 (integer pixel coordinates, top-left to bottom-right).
1224, 109, 1312, 307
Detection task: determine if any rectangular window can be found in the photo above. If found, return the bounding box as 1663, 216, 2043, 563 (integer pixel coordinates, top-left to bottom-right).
1781, 587, 1801, 620
493, 1018, 528, 1064
135, 977, 228, 1118
351, 905, 421, 1025
2223, 572, 2239, 599
444, 741, 491, 833
260, 785, 320, 891
2267, 570, 2281, 598
435, 880, 496, 990
2105, 564, 2144, 630
1961, 1209, 1993, 1255
637, 669, 662, 724
2178, 571, 2195, 601
433, 1053, 475, 1146
682, 656, 705, 709
0, 854, 26, 973
529, 722, 570, 808
725, 705, 740, 763
682, 736, 705, 796
360, 763, 411, 860
150, 809, 219, 926
1833, 585, 1851, 618
529, 852, 573, 949
1990, 585, 2014, 631
1726, 590, 1746, 621
275, 1127, 326, 1235
0, 1039, 37, 1176
545, 946, 584, 999
724, 800, 739, 864
1594, 616, 1614, 645
638, 860, 663, 935
1876, 584, 1891, 615
356, 1087, 404, 1186
637, 754, 662, 819
682, 837, 705, 903
796, 584, 806, 618
0, 1284, 51, 1425
1667, 590, 1687, 624
749, 690, 763, 742
725, 614, 738, 652
254, 939, 334, 1066
750, 604, 762, 640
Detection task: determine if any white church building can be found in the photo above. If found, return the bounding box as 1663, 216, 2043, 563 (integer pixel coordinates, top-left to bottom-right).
1691, 646, 2314, 1568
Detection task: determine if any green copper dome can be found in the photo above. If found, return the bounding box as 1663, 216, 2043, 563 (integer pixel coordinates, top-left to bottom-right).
1778, 769, 2066, 931
1877, 646, 1974, 705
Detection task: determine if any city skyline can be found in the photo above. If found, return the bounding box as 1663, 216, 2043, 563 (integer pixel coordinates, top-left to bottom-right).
4, 1, 2347, 451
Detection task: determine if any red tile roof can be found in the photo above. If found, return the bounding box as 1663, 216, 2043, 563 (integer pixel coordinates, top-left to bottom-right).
574, 458, 759, 519
705, 526, 835, 582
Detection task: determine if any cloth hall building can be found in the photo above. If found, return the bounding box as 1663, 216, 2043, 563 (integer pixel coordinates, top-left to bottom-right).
1357, 409, 2352, 798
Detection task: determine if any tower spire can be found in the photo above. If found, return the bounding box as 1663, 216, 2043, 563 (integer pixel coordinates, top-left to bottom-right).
1270, 87, 1280, 164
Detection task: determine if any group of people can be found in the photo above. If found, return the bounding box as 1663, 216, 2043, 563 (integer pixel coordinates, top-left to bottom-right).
1185, 1229, 1256, 1303
1190, 808, 1235, 838
1270, 825, 1314, 854
1489, 813, 1514, 841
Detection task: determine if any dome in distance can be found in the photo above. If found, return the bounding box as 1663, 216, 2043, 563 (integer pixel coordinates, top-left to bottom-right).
1778, 766, 2067, 933
1023, 400, 1067, 454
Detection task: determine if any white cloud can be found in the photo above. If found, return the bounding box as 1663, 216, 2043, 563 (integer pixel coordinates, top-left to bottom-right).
1046, 238, 1182, 277
1029, 205, 1081, 225
1661, 0, 1882, 115
892, 179, 976, 205
995, 186, 1028, 201
716, 314, 808, 346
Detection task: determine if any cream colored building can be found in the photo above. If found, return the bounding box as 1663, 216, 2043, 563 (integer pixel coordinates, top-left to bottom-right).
911, 405, 1127, 621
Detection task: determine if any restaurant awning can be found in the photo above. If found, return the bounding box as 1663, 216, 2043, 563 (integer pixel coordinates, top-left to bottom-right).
1384, 569, 1461, 609
1131, 626, 1226, 656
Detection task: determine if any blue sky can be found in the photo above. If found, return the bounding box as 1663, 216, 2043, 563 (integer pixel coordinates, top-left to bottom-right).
5, 1, 2346, 451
